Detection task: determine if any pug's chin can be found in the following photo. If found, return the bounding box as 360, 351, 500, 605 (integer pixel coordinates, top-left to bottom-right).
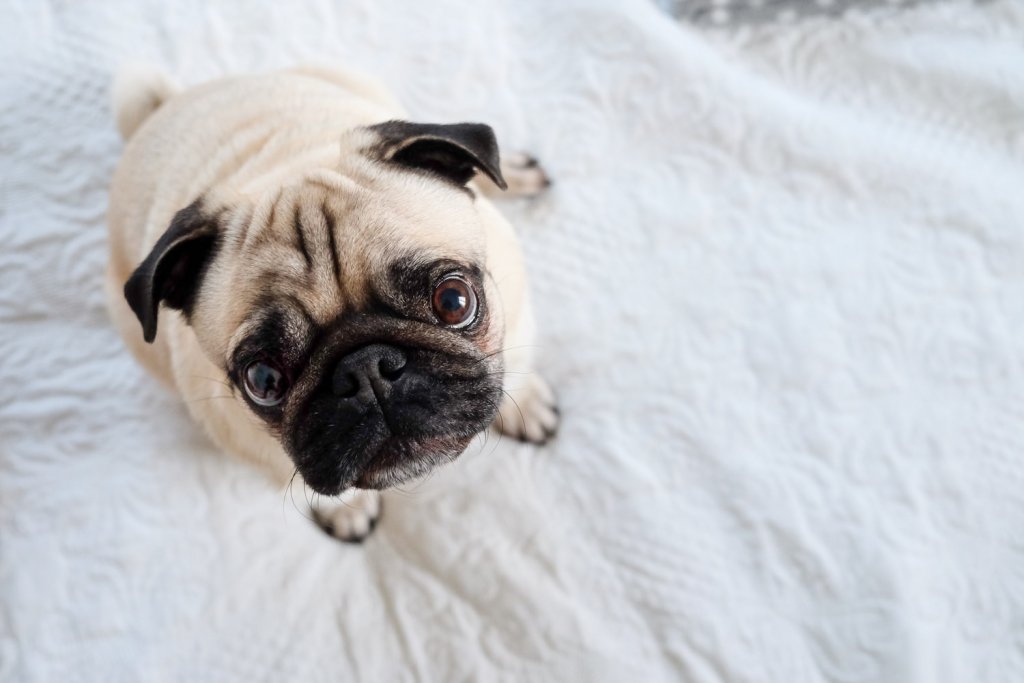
297, 432, 477, 495
353, 433, 474, 490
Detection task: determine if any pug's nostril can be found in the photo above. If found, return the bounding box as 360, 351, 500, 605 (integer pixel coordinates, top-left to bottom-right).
334, 372, 361, 399
378, 354, 406, 382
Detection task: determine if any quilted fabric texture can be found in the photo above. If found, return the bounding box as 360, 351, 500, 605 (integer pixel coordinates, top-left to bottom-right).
657, 0, 951, 26
2, 0, 1024, 681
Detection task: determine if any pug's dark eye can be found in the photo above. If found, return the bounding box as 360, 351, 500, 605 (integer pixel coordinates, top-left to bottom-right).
243, 360, 288, 407
431, 275, 477, 328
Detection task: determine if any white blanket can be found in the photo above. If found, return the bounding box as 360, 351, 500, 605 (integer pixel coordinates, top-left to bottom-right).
3, 1, 1023, 680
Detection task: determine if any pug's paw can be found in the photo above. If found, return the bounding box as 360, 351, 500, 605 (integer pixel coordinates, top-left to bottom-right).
496, 375, 559, 444
312, 489, 382, 542
500, 152, 552, 198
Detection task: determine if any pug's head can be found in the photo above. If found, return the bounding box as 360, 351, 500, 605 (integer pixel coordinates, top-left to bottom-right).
124, 121, 510, 494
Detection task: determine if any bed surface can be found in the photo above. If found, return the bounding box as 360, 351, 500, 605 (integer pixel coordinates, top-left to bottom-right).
2, 1, 1023, 680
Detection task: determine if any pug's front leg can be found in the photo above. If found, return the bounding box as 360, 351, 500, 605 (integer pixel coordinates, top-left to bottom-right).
492, 293, 559, 443
309, 488, 382, 542
496, 373, 559, 444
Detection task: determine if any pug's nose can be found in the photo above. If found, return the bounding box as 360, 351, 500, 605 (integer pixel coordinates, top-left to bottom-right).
332, 344, 407, 404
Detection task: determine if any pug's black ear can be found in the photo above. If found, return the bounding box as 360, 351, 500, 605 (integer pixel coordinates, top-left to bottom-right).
368, 120, 507, 191
123, 200, 220, 343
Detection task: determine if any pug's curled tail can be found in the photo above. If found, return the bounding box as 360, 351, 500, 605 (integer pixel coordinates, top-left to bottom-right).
112, 65, 179, 141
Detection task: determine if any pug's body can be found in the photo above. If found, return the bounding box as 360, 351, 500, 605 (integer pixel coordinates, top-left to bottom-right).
106, 66, 557, 540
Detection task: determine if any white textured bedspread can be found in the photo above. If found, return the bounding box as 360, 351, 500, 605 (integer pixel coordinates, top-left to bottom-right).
2, 1, 1024, 681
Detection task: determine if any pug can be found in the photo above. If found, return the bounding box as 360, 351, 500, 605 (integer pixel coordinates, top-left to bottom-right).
105, 66, 558, 541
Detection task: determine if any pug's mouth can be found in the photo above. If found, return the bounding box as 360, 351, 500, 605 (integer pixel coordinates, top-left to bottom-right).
292, 425, 478, 495
352, 433, 474, 489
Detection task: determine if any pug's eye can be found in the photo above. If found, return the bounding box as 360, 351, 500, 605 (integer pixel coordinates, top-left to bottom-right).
431, 275, 478, 328
243, 360, 288, 407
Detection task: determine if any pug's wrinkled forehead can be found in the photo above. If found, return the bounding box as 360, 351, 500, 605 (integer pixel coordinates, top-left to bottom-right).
124, 120, 509, 365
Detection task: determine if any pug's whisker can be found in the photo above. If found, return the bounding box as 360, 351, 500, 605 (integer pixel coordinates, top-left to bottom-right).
182, 395, 235, 405
481, 370, 533, 379
478, 396, 506, 456
501, 389, 526, 431
302, 481, 313, 512
483, 424, 503, 458
472, 344, 540, 366
283, 468, 297, 508
396, 469, 435, 495
476, 422, 490, 455
187, 374, 234, 390
338, 491, 366, 510
285, 469, 316, 523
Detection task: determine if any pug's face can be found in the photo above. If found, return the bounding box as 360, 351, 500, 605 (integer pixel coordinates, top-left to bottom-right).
124, 122, 511, 494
